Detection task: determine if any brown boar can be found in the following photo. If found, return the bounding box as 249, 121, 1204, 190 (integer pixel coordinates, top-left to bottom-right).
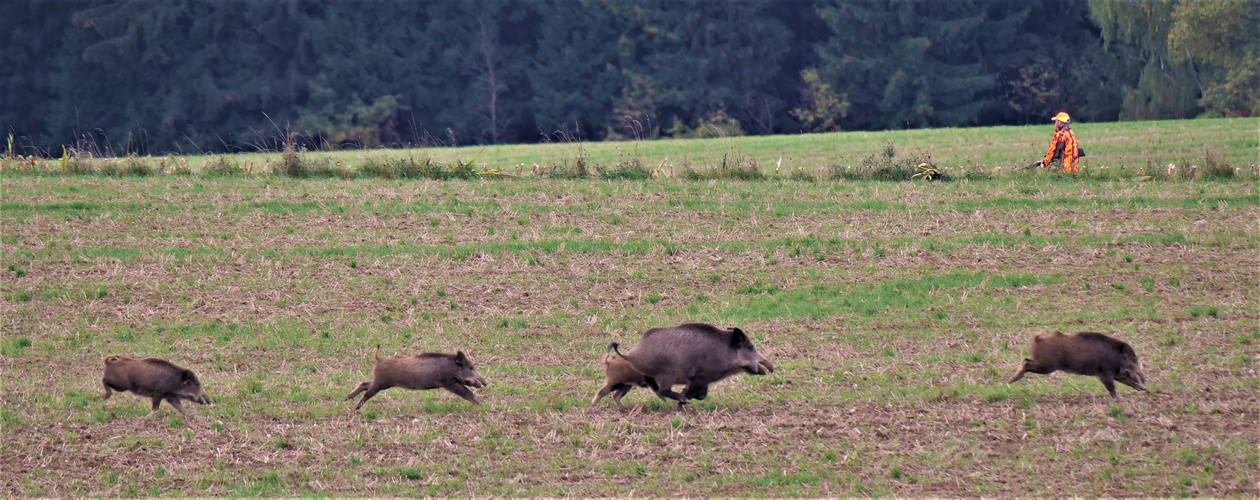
611, 322, 775, 406
346, 345, 488, 411
1009, 331, 1148, 397
101, 355, 212, 417
591, 349, 651, 408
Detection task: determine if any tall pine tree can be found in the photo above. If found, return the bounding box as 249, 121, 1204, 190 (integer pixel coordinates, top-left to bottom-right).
527, 0, 625, 140
612, 0, 794, 136
816, 0, 1022, 130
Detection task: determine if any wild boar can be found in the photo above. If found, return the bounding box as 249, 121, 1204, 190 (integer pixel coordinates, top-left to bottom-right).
610, 322, 775, 406
346, 345, 488, 411
101, 355, 212, 417
1009, 331, 1148, 397
591, 350, 651, 408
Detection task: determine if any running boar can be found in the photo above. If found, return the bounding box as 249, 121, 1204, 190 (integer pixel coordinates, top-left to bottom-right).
591, 349, 650, 408
101, 355, 212, 417
1009, 331, 1148, 397
610, 322, 775, 406
346, 345, 488, 411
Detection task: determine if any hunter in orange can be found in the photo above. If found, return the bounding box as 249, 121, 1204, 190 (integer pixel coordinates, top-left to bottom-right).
1035, 112, 1080, 173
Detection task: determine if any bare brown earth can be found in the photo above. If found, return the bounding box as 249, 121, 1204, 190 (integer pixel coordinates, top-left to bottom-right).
1, 176, 1256, 497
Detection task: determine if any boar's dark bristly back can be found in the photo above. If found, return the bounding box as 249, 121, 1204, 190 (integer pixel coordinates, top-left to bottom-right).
1009, 331, 1147, 398
101, 356, 212, 417
142, 358, 197, 378
346, 348, 488, 411
614, 322, 774, 407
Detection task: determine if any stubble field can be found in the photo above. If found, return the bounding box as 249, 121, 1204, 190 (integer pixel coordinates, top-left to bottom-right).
1, 173, 1257, 496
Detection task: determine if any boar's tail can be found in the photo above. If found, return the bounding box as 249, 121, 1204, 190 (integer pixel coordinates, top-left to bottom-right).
374, 344, 381, 361
608, 342, 625, 359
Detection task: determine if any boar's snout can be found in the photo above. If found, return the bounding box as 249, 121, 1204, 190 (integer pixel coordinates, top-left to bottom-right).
175, 370, 212, 405
182, 387, 212, 405
1118, 366, 1147, 392
464, 373, 488, 388
459, 365, 488, 388
744, 359, 775, 375
741, 355, 775, 375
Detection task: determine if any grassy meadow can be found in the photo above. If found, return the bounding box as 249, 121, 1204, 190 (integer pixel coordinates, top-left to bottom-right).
1, 120, 1258, 496
8, 117, 1257, 178
341, 117, 1259, 173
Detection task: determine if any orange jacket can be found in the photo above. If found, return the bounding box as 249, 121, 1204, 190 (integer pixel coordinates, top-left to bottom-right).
1043, 126, 1080, 172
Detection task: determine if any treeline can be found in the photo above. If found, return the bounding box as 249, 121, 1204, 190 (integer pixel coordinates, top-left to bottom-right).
2, 0, 1255, 155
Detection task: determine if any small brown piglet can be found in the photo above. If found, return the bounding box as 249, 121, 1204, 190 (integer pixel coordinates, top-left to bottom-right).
346, 345, 488, 411
1009, 331, 1148, 397
101, 355, 213, 417
591, 350, 650, 408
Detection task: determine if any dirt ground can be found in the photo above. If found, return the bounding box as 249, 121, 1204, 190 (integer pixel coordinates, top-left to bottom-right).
1, 176, 1256, 497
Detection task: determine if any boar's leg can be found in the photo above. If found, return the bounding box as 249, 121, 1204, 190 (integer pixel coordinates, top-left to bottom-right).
345, 382, 371, 401
101, 382, 114, 400
143, 392, 162, 413
591, 383, 620, 407
611, 385, 634, 408
682, 382, 710, 401
165, 397, 189, 417
352, 386, 385, 411
1009, 358, 1054, 383
592, 383, 635, 409
646, 371, 690, 405
442, 383, 481, 405
1097, 373, 1119, 398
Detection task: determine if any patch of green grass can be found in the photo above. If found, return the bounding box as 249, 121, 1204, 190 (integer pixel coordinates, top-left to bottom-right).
6, 291, 33, 302
1189, 306, 1220, 318
495, 318, 528, 329
2, 337, 32, 357
1, 408, 25, 428
746, 469, 823, 487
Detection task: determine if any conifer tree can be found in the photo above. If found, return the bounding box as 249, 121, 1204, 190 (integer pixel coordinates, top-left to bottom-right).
815, 0, 1021, 130
527, 0, 625, 140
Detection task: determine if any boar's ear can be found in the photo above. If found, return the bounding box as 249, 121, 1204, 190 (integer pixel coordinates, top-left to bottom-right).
454, 351, 468, 364
729, 327, 751, 348
180, 369, 197, 384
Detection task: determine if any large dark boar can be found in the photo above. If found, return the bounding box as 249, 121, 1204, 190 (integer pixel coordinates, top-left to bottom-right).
1009, 331, 1148, 397
610, 322, 774, 406
591, 350, 650, 408
101, 355, 213, 417
346, 345, 488, 411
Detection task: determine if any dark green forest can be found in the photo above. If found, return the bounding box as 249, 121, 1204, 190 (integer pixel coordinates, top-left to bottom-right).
2, 0, 1255, 155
